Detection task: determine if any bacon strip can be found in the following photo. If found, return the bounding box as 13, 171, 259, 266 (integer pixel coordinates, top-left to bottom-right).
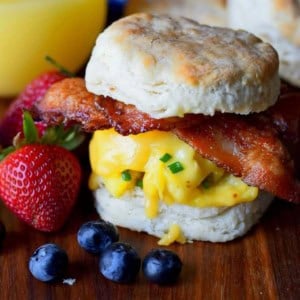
265, 87, 300, 174
34, 77, 300, 203
33, 78, 110, 132
96, 97, 208, 135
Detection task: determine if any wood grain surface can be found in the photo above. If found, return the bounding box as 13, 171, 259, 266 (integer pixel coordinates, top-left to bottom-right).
0, 100, 299, 300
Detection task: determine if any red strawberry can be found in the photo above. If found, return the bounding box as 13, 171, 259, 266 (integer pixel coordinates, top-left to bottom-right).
0, 144, 81, 232
0, 111, 84, 232
0, 71, 66, 146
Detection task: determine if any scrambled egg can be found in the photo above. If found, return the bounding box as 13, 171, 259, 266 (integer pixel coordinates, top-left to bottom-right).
89, 129, 258, 218
158, 224, 186, 246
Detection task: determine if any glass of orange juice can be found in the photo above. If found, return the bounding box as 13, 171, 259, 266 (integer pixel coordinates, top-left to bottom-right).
0, 0, 107, 97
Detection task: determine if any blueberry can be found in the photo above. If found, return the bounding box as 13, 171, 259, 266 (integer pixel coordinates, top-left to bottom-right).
99, 242, 141, 283
0, 220, 6, 245
142, 249, 182, 285
77, 220, 119, 254
29, 243, 68, 282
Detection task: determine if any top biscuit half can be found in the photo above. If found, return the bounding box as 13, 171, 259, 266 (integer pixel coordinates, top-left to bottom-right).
85, 13, 280, 118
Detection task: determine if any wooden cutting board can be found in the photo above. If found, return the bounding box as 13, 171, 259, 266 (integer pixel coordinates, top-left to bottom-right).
0, 100, 299, 299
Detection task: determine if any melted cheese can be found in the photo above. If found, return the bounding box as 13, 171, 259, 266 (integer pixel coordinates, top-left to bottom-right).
89, 129, 258, 218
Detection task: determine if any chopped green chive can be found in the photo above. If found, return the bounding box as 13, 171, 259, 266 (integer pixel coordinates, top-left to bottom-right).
167, 161, 184, 174
121, 170, 132, 181
136, 179, 143, 188
159, 153, 172, 163
201, 179, 210, 189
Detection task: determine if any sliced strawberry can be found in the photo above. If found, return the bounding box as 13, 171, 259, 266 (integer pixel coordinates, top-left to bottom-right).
0, 71, 66, 146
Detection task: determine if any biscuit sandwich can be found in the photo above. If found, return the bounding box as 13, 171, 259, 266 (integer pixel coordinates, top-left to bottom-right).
34, 14, 300, 243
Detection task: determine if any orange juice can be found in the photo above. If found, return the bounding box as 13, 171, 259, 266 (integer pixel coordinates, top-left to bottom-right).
0, 0, 107, 97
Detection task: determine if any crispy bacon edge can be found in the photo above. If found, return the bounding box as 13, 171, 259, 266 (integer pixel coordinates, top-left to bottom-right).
33, 78, 110, 132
